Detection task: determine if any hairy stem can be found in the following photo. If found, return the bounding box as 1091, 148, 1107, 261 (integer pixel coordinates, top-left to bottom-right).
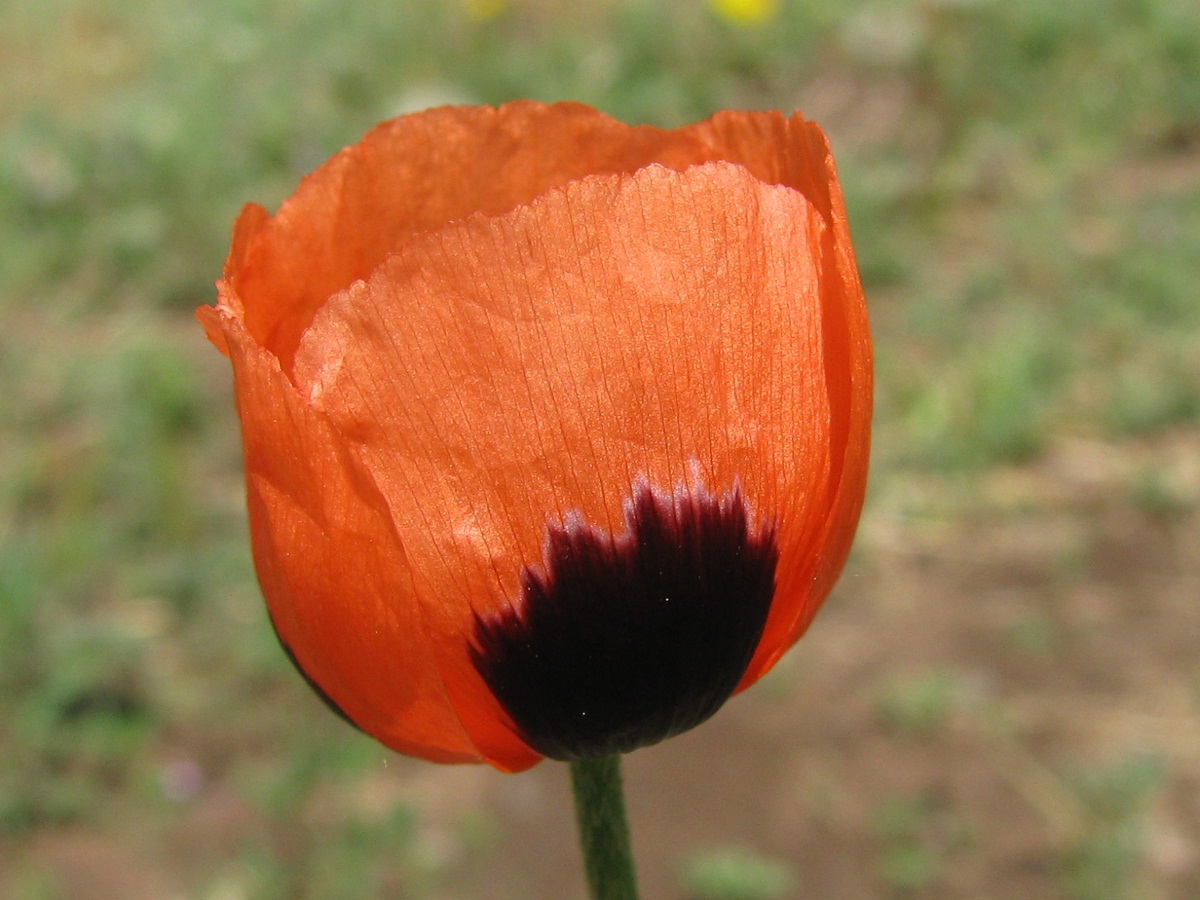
569, 756, 639, 900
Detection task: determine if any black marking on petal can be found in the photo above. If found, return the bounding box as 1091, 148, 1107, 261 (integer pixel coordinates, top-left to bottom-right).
470, 479, 778, 760
267, 613, 365, 734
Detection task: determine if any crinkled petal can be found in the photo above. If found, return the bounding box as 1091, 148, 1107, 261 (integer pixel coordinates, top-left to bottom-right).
288, 159, 842, 760
202, 300, 539, 770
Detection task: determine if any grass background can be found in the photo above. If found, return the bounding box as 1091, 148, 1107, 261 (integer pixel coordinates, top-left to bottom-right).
2, 0, 1198, 897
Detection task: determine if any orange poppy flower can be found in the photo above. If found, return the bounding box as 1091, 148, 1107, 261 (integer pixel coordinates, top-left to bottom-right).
199, 101, 871, 773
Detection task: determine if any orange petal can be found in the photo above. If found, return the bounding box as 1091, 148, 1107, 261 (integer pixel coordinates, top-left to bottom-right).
222, 102, 719, 374
210, 297, 538, 769
288, 165, 842, 757
736, 121, 874, 689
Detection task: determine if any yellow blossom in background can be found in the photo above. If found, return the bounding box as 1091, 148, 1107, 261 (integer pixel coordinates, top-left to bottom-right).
709, 0, 777, 26
461, 0, 506, 21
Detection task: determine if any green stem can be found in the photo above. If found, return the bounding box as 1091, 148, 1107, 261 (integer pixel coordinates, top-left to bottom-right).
568, 756, 640, 900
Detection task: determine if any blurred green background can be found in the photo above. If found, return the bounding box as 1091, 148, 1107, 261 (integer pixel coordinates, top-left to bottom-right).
2, 0, 1198, 897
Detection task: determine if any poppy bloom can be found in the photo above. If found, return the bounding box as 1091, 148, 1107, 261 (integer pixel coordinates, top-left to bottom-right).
199, 101, 871, 773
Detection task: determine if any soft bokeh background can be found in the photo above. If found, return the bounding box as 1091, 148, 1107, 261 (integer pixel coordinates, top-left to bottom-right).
3, 0, 1198, 897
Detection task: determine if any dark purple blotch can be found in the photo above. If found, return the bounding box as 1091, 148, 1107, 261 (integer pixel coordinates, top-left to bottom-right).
470, 479, 778, 760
